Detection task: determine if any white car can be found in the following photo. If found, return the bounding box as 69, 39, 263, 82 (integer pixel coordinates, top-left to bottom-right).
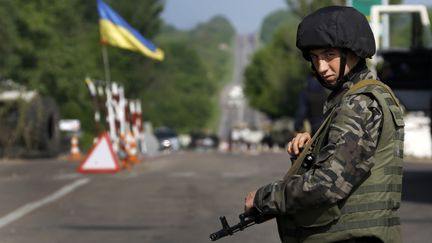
154, 127, 180, 151
227, 85, 244, 107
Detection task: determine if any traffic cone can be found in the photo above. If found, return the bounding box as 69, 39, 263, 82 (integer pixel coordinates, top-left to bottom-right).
118, 134, 131, 170
69, 135, 82, 161
126, 132, 140, 164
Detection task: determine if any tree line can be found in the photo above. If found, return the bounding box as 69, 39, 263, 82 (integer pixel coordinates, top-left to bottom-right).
1, 0, 428, 149
243, 0, 431, 121
0, 0, 235, 147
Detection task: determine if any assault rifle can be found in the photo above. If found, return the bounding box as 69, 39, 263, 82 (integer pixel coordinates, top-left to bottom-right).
209, 209, 274, 241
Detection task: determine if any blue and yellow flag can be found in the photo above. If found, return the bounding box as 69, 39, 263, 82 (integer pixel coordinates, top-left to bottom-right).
97, 0, 164, 61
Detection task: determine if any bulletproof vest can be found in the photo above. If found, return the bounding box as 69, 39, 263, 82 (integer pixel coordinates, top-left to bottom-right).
277, 80, 405, 243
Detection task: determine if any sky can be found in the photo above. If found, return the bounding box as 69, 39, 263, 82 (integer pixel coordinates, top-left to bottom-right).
161, 0, 286, 34
161, 0, 432, 34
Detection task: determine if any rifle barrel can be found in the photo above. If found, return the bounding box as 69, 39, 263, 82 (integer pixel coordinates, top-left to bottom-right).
209, 210, 275, 241
209, 216, 257, 241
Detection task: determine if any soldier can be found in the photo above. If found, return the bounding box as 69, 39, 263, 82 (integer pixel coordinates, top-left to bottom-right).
244, 6, 404, 243
294, 75, 328, 135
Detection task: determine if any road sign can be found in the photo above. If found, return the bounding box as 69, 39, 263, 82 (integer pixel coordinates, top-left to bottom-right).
59, 119, 81, 132
78, 132, 120, 173
348, 0, 388, 18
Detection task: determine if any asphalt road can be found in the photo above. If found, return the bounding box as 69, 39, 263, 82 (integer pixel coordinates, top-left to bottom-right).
0, 152, 431, 243
218, 34, 269, 142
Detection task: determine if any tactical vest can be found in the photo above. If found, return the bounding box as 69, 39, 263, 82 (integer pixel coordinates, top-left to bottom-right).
277, 80, 405, 243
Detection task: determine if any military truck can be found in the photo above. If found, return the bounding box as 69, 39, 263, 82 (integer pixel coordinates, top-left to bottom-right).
371, 4, 432, 114
0, 80, 60, 158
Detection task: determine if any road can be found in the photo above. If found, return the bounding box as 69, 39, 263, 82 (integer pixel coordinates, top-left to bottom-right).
0, 152, 431, 243
218, 34, 269, 142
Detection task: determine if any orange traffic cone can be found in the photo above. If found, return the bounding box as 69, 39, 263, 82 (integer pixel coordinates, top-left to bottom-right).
126, 132, 140, 164
68, 135, 82, 161
118, 134, 131, 170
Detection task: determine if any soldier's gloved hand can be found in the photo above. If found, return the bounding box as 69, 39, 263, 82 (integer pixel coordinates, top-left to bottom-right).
287, 132, 311, 156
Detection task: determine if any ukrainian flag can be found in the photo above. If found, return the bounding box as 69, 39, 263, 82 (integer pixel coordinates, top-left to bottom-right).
97, 0, 164, 61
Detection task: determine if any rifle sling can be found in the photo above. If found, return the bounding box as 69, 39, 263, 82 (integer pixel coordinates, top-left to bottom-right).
284, 79, 384, 178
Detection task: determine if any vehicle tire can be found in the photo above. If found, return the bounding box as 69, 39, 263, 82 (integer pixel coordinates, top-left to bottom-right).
23, 96, 60, 158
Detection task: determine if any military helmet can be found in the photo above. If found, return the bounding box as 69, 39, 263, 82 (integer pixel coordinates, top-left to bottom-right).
296, 6, 376, 61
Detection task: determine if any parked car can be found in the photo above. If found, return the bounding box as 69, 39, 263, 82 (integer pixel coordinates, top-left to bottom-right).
189, 132, 219, 150
154, 127, 180, 151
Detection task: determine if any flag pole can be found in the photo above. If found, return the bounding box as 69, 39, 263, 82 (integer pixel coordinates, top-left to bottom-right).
101, 44, 111, 85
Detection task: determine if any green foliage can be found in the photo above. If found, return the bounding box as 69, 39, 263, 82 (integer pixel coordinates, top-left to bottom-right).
0, 1, 19, 73
245, 21, 308, 119
387, 6, 432, 49
138, 41, 212, 132
0, 0, 235, 145
389, 0, 402, 4
248, 1, 338, 120
285, 0, 345, 18
260, 10, 293, 44
108, 0, 163, 38
247, 0, 411, 120
189, 16, 235, 87
428, 7, 432, 33
0, 0, 104, 135
151, 16, 235, 132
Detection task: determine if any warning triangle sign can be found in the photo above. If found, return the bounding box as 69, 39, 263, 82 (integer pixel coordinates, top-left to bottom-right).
78, 132, 121, 173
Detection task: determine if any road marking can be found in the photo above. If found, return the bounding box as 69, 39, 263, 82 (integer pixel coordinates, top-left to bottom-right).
168, 171, 196, 178
52, 173, 83, 180
221, 171, 254, 178
0, 177, 90, 229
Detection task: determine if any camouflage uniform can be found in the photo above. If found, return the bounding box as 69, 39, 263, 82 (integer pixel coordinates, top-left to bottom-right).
254, 65, 380, 212
253, 65, 404, 242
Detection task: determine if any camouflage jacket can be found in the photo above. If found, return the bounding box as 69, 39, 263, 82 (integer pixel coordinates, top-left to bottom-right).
254, 66, 383, 214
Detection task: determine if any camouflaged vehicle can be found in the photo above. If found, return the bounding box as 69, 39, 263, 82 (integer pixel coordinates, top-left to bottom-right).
0, 80, 60, 158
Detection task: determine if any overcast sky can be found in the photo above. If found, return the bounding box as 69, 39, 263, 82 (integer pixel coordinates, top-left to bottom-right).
161, 0, 432, 34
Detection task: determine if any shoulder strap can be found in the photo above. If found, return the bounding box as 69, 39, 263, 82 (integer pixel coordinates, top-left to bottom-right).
284, 108, 334, 178
346, 79, 399, 104
284, 79, 391, 178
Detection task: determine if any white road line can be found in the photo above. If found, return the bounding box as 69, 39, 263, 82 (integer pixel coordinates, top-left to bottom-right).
221, 171, 255, 178
52, 173, 83, 181
168, 171, 197, 178
0, 177, 90, 229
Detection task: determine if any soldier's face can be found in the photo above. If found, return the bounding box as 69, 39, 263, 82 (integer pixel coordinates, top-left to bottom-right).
309, 48, 341, 86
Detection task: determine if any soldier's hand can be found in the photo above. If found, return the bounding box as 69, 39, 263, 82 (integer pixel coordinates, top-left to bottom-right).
287, 132, 311, 156
244, 191, 256, 212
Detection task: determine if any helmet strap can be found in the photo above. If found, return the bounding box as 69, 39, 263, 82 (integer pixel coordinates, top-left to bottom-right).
337, 48, 348, 82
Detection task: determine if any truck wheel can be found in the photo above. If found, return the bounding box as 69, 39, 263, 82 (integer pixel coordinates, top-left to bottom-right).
24, 96, 60, 158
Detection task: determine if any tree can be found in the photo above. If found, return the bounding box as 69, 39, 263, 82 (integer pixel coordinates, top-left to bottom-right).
138, 41, 213, 132
284, 0, 403, 18
260, 10, 292, 44
0, 1, 19, 76
0, 0, 236, 144
245, 21, 308, 119
247, 0, 348, 120
285, 0, 345, 18
0, 0, 165, 146
145, 16, 235, 132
